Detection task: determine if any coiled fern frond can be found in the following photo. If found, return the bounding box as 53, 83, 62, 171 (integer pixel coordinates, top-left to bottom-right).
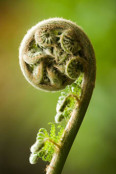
19, 18, 96, 174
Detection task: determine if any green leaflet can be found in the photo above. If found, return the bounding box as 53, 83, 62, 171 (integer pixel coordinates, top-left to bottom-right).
55, 74, 83, 122
29, 74, 83, 163
37, 123, 64, 162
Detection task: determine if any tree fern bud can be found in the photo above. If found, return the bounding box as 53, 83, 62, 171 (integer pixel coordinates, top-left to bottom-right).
56, 95, 68, 113
19, 17, 96, 172
29, 153, 38, 164
30, 140, 44, 153
60, 29, 81, 54
55, 112, 64, 123
19, 18, 86, 91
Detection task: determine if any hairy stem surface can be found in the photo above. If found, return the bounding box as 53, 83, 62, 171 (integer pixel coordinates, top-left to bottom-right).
46, 50, 96, 174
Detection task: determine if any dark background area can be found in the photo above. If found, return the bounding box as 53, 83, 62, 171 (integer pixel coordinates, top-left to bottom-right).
0, 0, 116, 174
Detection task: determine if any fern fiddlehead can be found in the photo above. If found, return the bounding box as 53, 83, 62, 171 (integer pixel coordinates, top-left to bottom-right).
19, 18, 96, 174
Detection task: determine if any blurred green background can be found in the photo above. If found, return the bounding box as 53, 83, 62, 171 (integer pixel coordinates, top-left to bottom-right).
0, 0, 116, 174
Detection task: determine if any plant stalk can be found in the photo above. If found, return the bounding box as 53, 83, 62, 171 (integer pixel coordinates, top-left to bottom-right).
46, 51, 96, 174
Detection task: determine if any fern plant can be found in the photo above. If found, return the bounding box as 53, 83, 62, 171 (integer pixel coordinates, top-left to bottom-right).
19, 18, 96, 174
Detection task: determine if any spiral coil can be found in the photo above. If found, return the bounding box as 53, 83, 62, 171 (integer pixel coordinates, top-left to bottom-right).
19, 18, 86, 91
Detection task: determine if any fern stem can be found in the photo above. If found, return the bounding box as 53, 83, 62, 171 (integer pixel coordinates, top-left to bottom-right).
46, 47, 96, 174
